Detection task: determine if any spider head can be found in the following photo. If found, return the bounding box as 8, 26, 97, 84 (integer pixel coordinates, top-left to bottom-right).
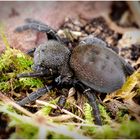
32, 40, 71, 75
31, 43, 48, 72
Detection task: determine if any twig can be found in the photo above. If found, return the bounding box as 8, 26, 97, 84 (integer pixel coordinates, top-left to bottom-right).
36, 99, 86, 123
69, 102, 84, 114
63, 122, 100, 128
103, 14, 137, 34
35, 109, 73, 121
0, 92, 90, 139
127, 1, 140, 27
0, 92, 34, 117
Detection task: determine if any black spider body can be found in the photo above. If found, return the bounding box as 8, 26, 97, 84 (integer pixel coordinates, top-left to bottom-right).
15, 18, 134, 125
32, 36, 133, 93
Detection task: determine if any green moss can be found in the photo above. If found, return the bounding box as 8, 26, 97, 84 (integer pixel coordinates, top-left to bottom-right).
0, 81, 11, 92
119, 121, 140, 138
99, 104, 112, 124
41, 97, 58, 116
46, 132, 72, 139
0, 34, 43, 93
0, 48, 43, 92
0, 103, 83, 139
116, 109, 130, 123
92, 120, 140, 139
83, 103, 93, 124
0, 104, 39, 139
16, 53, 33, 71
19, 78, 43, 89
94, 125, 117, 139
10, 122, 39, 139
0, 48, 33, 72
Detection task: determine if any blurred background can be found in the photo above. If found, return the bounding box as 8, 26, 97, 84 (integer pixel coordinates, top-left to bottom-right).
0, 1, 140, 53
0, 1, 114, 52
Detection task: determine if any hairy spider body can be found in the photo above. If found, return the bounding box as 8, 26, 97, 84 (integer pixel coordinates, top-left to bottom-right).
32, 40, 72, 77
15, 18, 134, 125
71, 43, 126, 93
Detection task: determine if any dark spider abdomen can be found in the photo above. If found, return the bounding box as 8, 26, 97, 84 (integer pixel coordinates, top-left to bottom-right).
70, 44, 126, 93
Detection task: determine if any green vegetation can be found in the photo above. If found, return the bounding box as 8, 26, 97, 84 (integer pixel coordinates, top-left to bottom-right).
0, 27, 44, 93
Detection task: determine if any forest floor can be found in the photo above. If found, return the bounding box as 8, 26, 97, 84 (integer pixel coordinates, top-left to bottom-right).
0, 1, 140, 139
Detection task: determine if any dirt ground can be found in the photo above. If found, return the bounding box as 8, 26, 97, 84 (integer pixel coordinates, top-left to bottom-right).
0, 1, 111, 52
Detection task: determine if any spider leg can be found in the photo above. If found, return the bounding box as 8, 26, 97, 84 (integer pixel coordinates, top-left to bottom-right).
50, 89, 68, 115
17, 70, 51, 78
57, 89, 68, 110
55, 76, 71, 109
15, 19, 62, 42
17, 85, 53, 106
23, 19, 54, 56
25, 18, 49, 26
80, 35, 119, 53
26, 48, 36, 56
55, 75, 74, 87
84, 89, 102, 125
119, 55, 135, 76
74, 82, 102, 125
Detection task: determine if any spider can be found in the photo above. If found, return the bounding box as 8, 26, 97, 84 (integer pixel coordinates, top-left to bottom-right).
15, 18, 134, 125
